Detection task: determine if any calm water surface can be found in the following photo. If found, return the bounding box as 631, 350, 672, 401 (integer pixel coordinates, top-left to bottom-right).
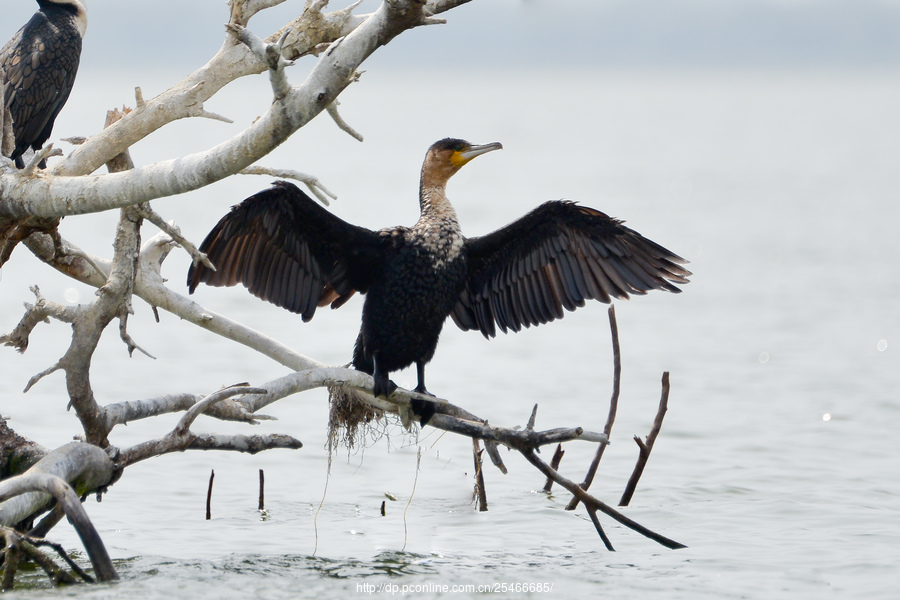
2, 69, 899, 598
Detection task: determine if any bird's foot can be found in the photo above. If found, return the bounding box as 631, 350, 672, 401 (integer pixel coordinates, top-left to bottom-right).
373, 373, 398, 399
410, 387, 437, 427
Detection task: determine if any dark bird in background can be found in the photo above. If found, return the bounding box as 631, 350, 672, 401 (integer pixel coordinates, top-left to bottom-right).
187, 138, 691, 423
1, 0, 87, 168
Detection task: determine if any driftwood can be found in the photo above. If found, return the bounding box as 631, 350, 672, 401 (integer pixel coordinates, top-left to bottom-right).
0, 443, 118, 582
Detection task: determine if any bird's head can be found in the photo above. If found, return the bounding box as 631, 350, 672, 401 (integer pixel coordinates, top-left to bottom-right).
421, 138, 503, 189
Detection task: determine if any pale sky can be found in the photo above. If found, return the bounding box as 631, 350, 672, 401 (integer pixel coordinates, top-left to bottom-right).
3, 0, 900, 72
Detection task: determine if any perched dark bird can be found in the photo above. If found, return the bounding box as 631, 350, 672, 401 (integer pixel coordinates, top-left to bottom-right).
187, 138, 691, 422
1, 0, 87, 168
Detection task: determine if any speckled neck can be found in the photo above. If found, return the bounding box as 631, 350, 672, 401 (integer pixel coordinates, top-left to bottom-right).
418, 185, 460, 225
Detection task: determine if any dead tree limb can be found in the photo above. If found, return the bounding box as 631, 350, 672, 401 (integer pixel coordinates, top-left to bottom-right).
586, 508, 614, 551
472, 439, 487, 511
0, 527, 83, 588
114, 384, 303, 467
206, 470, 214, 520
518, 448, 685, 550
567, 305, 621, 511
619, 372, 671, 507
542, 444, 565, 493
0, 444, 118, 581
258, 469, 265, 512
25, 533, 95, 583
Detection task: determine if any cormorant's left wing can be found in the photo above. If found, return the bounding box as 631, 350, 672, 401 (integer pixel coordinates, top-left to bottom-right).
451, 201, 691, 338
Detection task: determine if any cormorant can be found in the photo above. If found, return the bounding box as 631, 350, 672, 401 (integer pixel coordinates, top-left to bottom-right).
187, 138, 691, 422
1, 0, 87, 168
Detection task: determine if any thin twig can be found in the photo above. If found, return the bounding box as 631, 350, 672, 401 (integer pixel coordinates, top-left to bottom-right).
567, 304, 621, 511
238, 165, 337, 206
542, 444, 565, 493
206, 469, 214, 520
619, 372, 670, 506
135, 204, 215, 270
586, 507, 615, 551
519, 448, 685, 549
28, 536, 95, 583
326, 100, 364, 141
258, 469, 265, 511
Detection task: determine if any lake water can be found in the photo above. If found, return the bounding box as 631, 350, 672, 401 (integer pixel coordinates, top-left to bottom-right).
2, 68, 899, 598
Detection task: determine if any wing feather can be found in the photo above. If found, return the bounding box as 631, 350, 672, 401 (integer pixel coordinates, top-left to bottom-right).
1, 9, 82, 159
452, 201, 691, 338
187, 181, 382, 321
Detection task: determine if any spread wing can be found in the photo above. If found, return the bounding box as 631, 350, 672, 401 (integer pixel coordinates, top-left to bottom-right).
187, 181, 384, 321
451, 201, 691, 338
1, 11, 82, 159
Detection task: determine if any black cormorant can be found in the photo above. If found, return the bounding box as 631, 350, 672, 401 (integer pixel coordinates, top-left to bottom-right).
187, 138, 691, 420
1, 0, 87, 167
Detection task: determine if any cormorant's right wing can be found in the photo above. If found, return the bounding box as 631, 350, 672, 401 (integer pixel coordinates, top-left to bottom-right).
187, 181, 384, 321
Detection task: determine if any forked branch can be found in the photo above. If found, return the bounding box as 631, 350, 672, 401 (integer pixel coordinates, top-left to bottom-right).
620, 372, 671, 506
520, 448, 685, 550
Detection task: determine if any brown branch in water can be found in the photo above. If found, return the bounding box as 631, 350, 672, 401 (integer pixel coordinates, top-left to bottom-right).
0, 527, 87, 587
0, 532, 20, 590
542, 444, 565, 493
472, 438, 488, 511
258, 469, 265, 511
206, 470, 214, 520
27, 535, 96, 583
517, 447, 685, 550
426, 411, 607, 453
586, 507, 615, 551
619, 372, 671, 507
567, 304, 621, 511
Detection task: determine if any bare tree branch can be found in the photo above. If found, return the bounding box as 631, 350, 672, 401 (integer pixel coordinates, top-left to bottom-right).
238, 165, 338, 206
619, 372, 671, 506
472, 438, 488, 511
567, 305, 622, 510
0, 443, 119, 581
0, 0, 443, 219
518, 448, 686, 550
1, 527, 83, 587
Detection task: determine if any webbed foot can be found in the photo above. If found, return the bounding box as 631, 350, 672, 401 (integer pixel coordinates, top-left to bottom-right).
373, 371, 398, 399
410, 390, 437, 427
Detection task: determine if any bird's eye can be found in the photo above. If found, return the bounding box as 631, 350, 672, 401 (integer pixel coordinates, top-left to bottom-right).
454, 143, 466, 152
